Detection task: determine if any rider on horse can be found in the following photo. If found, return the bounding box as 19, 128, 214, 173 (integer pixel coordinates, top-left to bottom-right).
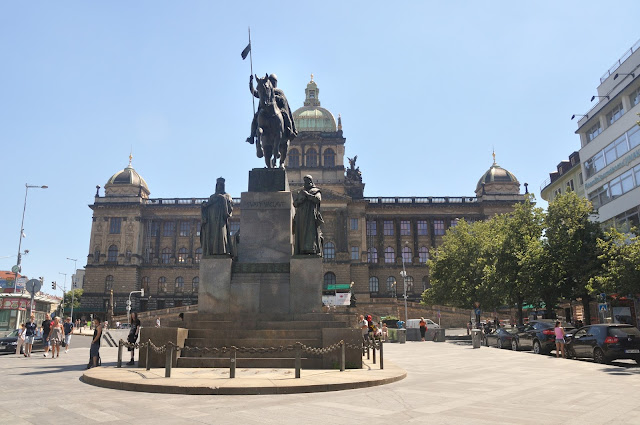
247, 73, 297, 147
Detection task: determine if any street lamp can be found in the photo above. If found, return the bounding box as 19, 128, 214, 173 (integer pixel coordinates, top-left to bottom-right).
58, 272, 67, 316
128, 289, 145, 325
67, 258, 78, 320
400, 243, 409, 326
14, 184, 48, 293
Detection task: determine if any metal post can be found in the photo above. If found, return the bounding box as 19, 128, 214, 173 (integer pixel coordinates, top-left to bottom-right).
379, 339, 384, 370
340, 341, 345, 372
67, 258, 77, 320
165, 344, 173, 378
230, 348, 236, 379
145, 339, 151, 371
295, 343, 301, 378
117, 340, 123, 367
372, 340, 377, 364
14, 184, 47, 294
366, 341, 370, 360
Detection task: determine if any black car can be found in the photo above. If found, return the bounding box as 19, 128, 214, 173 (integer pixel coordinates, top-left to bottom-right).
0, 330, 44, 354
566, 324, 640, 364
511, 320, 575, 354
484, 327, 517, 349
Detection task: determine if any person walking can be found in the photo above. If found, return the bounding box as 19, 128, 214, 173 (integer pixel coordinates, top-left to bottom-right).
127, 312, 141, 366
89, 318, 102, 369
419, 317, 427, 341
554, 321, 566, 358
24, 314, 37, 357
63, 317, 74, 353
155, 317, 161, 328
49, 317, 64, 358
15, 324, 26, 357
41, 313, 52, 357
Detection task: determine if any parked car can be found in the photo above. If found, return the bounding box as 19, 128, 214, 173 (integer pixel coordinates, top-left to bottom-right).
511, 320, 575, 354
406, 318, 440, 329
0, 329, 44, 354
484, 327, 518, 349
566, 324, 640, 364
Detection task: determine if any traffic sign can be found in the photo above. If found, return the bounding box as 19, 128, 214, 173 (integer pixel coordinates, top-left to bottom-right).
598, 303, 608, 312
11, 265, 20, 273
25, 279, 42, 294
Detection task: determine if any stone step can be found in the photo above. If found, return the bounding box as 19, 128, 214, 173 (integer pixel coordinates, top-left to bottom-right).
176, 357, 323, 369
187, 329, 323, 339
257, 321, 347, 330
183, 337, 321, 349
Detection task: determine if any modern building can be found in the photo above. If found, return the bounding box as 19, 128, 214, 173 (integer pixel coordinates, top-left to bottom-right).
80, 77, 524, 319
540, 151, 585, 202
575, 38, 640, 232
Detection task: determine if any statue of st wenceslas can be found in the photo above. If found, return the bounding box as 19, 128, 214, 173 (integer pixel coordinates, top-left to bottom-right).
200, 178, 234, 256
293, 175, 324, 256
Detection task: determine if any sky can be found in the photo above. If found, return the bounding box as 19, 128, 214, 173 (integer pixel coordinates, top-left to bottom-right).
1, 1, 639, 297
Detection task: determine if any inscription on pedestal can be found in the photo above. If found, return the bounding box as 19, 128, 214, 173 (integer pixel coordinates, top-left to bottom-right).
232, 263, 290, 274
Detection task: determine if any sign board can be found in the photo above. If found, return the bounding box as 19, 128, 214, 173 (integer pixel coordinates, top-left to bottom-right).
598, 303, 608, 312
26, 279, 42, 294
0, 298, 29, 310
474, 308, 481, 316
16, 277, 27, 289
322, 293, 352, 307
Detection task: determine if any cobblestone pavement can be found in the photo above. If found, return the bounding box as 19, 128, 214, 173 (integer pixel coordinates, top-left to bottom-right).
1, 340, 639, 425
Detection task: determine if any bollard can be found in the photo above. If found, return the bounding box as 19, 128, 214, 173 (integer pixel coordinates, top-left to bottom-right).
117, 340, 123, 368
372, 340, 377, 364
340, 341, 345, 372
366, 341, 370, 360
230, 348, 236, 379
379, 339, 384, 370
295, 343, 301, 379
146, 340, 151, 371
165, 344, 173, 378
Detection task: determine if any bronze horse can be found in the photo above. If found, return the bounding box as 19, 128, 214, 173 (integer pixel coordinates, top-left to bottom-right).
254, 74, 288, 168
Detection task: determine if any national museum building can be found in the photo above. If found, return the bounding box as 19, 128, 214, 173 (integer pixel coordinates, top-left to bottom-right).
80, 77, 524, 317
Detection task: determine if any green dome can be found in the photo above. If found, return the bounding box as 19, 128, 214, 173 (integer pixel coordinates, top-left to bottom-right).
292, 76, 337, 132
476, 163, 519, 193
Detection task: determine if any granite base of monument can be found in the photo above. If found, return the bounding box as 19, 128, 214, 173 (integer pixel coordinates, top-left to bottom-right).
198, 256, 232, 314
290, 255, 323, 314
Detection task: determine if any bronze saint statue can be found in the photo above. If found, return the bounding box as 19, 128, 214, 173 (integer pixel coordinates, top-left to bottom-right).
200, 177, 234, 256
293, 175, 324, 255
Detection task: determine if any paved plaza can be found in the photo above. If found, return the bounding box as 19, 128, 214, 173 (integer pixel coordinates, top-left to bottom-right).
2, 336, 640, 424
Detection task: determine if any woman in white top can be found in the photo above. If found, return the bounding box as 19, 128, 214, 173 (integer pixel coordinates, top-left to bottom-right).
16, 323, 26, 357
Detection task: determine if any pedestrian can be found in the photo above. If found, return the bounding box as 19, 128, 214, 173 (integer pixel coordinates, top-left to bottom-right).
381, 323, 388, 342
419, 317, 427, 341
24, 314, 37, 357
359, 315, 368, 342
89, 318, 102, 369
155, 317, 161, 327
41, 313, 52, 357
554, 321, 566, 358
116, 321, 120, 329
127, 312, 141, 366
49, 317, 64, 359
467, 321, 472, 335
16, 323, 26, 357
63, 317, 74, 353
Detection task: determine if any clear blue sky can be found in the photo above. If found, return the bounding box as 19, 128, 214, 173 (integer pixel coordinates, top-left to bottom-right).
1, 1, 639, 296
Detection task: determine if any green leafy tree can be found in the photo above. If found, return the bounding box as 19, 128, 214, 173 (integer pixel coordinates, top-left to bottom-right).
61, 289, 83, 315
593, 228, 640, 296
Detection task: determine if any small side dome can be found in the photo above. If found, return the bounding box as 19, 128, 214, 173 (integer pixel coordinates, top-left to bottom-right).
475, 159, 520, 196
292, 75, 337, 132
104, 156, 150, 198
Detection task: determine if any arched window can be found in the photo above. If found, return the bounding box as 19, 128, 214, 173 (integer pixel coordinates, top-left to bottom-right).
141, 276, 150, 294
368, 247, 378, 264
105, 275, 114, 292
158, 277, 166, 294
387, 276, 397, 294
306, 148, 318, 167
323, 241, 335, 260
175, 277, 184, 292
177, 248, 188, 264
194, 247, 202, 264
369, 277, 379, 293
323, 272, 336, 289
418, 246, 429, 264
161, 248, 172, 264
422, 276, 431, 291
288, 148, 300, 168
405, 276, 414, 293
107, 245, 118, 262
192, 277, 199, 292
384, 247, 395, 264
402, 246, 412, 263
323, 148, 335, 167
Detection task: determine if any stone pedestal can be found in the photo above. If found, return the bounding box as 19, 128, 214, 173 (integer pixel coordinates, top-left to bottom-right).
290, 256, 323, 314
198, 256, 232, 314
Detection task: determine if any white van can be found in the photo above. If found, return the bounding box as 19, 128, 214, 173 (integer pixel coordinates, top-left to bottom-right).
406, 318, 440, 329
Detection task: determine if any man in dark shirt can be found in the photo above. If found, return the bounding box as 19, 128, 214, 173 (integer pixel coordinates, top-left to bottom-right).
41, 313, 52, 357
24, 314, 37, 357
63, 317, 74, 353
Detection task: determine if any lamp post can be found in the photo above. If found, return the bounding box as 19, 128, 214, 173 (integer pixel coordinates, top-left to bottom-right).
400, 246, 409, 326
67, 258, 78, 320
128, 289, 145, 326
58, 272, 67, 316
14, 184, 48, 293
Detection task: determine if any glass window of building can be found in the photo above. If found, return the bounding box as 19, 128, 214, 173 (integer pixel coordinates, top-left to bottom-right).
93, 247, 100, 263
161, 248, 172, 264
175, 277, 184, 292
402, 246, 412, 263
350, 218, 358, 231
145, 247, 154, 264
194, 247, 202, 263
405, 276, 414, 292
606, 102, 624, 125
288, 148, 300, 167
366, 220, 377, 236
567, 180, 574, 191
368, 247, 378, 263
323, 242, 335, 260
628, 125, 640, 149
387, 276, 397, 293
434, 220, 445, 235
383, 220, 394, 236
351, 246, 359, 260
150, 221, 160, 237
141, 276, 150, 294
400, 220, 411, 235
107, 245, 118, 262
417, 220, 428, 235
306, 148, 318, 167
179, 221, 190, 237
229, 221, 240, 236
323, 148, 336, 167
587, 121, 602, 142
177, 248, 188, 264
384, 246, 395, 263
105, 275, 113, 291
109, 218, 122, 234
632, 87, 640, 106
158, 277, 166, 293
163, 221, 175, 236
323, 272, 336, 289
196, 221, 201, 237
450, 218, 459, 228
369, 277, 379, 293
418, 246, 429, 263
192, 277, 199, 292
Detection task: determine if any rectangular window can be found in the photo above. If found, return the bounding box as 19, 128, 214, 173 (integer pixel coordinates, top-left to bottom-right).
417, 220, 428, 235
109, 218, 122, 234
366, 220, 377, 236
628, 125, 640, 149
566, 179, 574, 191
606, 102, 624, 125
350, 218, 359, 231
400, 220, 411, 236
179, 221, 190, 237
587, 122, 602, 142
450, 218, 459, 228
229, 221, 240, 235
196, 221, 201, 237
579, 172, 584, 186
383, 220, 394, 236
163, 221, 175, 236
632, 87, 640, 106
351, 246, 359, 260
150, 222, 160, 237
434, 220, 445, 236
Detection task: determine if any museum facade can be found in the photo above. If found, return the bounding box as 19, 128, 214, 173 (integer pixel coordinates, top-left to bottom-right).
79, 77, 524, 317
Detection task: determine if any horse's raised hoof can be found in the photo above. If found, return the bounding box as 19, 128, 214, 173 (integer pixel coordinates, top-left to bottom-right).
246, 137, 254, 145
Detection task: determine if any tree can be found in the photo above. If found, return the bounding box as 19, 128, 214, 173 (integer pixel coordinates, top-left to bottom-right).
593, 228, 640, 296
61, 289, 83, 315
544, 192, 603, 324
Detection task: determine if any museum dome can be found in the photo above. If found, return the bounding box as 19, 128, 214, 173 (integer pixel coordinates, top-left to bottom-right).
104, 155, 150, 198
475, 154, 520, 196
292, 75, 337, 132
